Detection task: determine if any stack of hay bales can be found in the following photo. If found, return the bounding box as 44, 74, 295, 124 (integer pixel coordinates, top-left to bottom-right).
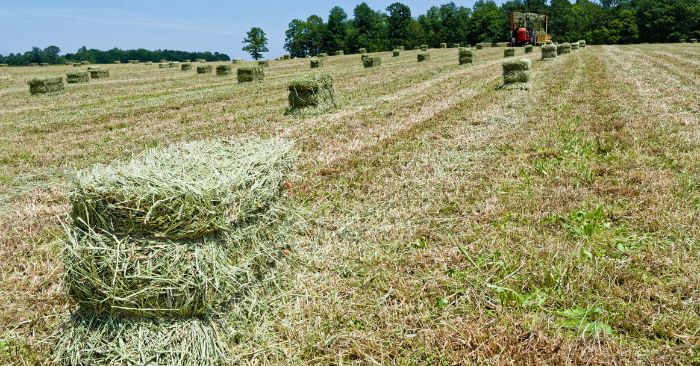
359, 48, 367, 54
216, 64, 232, 76
571, 42, 579, 51
440, 43, 447, 48
393, 49, 401, 57
335, 50, 344, 56
541, 43, 557, 60
417, 52, 430, 62
237, 66, 264, 83
363, 55, 381, 68
66, 71, 90, 84
557, 42, 571, 55
89, 69, 110, 79
524, 45, 533, 53
181, 63, 192, 71
420, 45, 428, 51
578, 40, 586, 48
197, 65, 213, 74
258, 60, 270, 67
28, 77, 64, 95
310, 58, 323, 68
459, 48, 475, 65
52, 139, 297, 366
501, 58, 531, 90
288, 73, 336, 113
690, 39, 698, 43
504, 48, 515, 57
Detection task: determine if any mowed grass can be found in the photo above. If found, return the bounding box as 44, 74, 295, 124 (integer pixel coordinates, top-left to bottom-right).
1, 44, 699, 365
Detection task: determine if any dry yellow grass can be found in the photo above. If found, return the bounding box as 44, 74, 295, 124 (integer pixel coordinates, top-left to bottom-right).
1, 44, 699, 365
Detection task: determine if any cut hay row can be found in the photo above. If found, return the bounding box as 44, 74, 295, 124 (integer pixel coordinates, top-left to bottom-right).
459, 48, 475, 65
237, 66, 264, 83
66, 71, 90, 84
417, 52, 430, 62
363, 55, 381, 68
27, 77, 64, 95
287, 73, 336, 113
216, 64, 232, 76
197, 64, 213, 74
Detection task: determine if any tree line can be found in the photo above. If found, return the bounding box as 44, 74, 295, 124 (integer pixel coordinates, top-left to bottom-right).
284, 0, 700, 57
0, 46, 230, 66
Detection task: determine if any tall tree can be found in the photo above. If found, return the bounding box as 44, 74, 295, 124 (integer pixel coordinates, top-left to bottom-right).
325, 6, 349, 52
386, 2, 413, 48
468, 0, 505, 44
351, 2, 388, 52
242, 27, 269, 60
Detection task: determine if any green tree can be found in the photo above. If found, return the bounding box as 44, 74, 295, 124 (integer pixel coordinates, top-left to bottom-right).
387, 2, 413, 48
351, 2, 388, 52
325, 6, 348, 52
242, 27, 269, 60
468, 0, 504, 44
550, 0, 574, 42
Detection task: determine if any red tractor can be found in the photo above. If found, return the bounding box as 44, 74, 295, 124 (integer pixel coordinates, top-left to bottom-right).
510, 12, 551, 46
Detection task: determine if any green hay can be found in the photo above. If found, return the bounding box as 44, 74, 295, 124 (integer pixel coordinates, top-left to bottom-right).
316, 53, 328, 58
420, 45, 428, 51
81, 61, 90, 65
398, 46, 405, 51
557, 42, 571, 55
363, 55, 381, 68
571, 42, 579, 50
310, 58, 323, 68
502, 58, 531, 88
393, 49, 400, 57
89, 69, 110, 78
145, 61, 153, 65
476, 44, 483, 50
524, 45, 533, 53
690, 38, 697, 43
541, 43, 557, 60
452, 43, 460, 48
417, 52, 430, 62
114, 61, 121, 64
216, 65, 232, 76
283, 54, 291, 60
258, 60, 270, 67
459, 48, 475, 65
52, 312, 229, 366
504, 48, 515, 57
72, 63, 81, 67
335, 50, 344, 56
287, 73, 336, 113
181, 63, 192, 71
496, 42, 509, 47
159, 63, 169, 68
359, 48, 367, 54
578, 40, 586, 48
237, 66, 264, 83
197, 65, 213, 74
70, 139, 296, 240
440, 43, 447, 48
66, 71, 90, 84
28, 77, 64, 95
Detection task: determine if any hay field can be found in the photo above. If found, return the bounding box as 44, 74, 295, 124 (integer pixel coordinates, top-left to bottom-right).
1, 44, 699, 364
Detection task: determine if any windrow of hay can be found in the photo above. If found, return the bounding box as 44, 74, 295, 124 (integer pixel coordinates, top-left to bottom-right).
363, 55, 381, 68
287, 73, 336, 113
417, 52, 430, 62
258, 60, 270, 67
459, 48, 475, 65
393, 49, 400, 57
525, 45, 533, 53
310, 58, 323, 68
501, 58, 531, 90
197, 65, 213, 74
541, 43, 557, 60
237, 66, 264, 83
66, 71, 90, 84
89, 69, 110, 78
181, 63, 192, 71
557, 42, 571, 55
504, 47, 515, 57
216, 64, 232, 76
28, 77, 64, 95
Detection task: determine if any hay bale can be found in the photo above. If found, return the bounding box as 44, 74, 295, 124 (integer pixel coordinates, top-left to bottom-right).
359, 48, 367, 54
196, 65, 213, 74
237, 66, 264, 83
690, 38, 698, 43
578, 40, 586, 48
283, 54, 291, 60
197, 59, 206, 63
571, 42, 579, 51
524, 45, 533, 53
70, 139, 295, 240
335, 50, 344, 56
181, 63, 192, 71
66, 71, 90, 84
72, 63, 81, 67
420, 44, 428, 51
417, 52, 430, 62
28, 77, 64, 95
128, 60, 139, 64
393, 49, 400, 57
452, 43, 460, 48
145, 61, 153, 65
40, 63, 49, 67
363, 55, 381, 68
502, 58, 531, 87
0, 63, 8, 67
440, 43, 447, 48
398, 46, 405, 51
504, 48, 515, 57
288, 73, 336, 112
317, 53, 328, 58
216, 64, 232, 76
114, 61, 121, 64
557, 42, 571, 55
89, 69, 110, 79
81, 61, 90, 65
258, 60, 270, 67
459, 48, 475, 65
310, 58, 323, 68
541, 44, 557, 60
159, 63, 169, 68
496, 42, 509, 47
169, 62, 179, 68
160, 59, 167, 63
476, 44, 483, 50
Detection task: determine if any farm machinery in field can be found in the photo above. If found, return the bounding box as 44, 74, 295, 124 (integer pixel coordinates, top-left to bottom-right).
510, 12, 552, 46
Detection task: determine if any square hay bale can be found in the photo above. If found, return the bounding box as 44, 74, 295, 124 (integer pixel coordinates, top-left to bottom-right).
159, 63, 169, 68
72, 63, 81, 67
452, 43, 460, 48
398, 46, 405, 51
502, 58, 531, 87
145, 61, 153, 65
578, 40, 586, 48
216, 64, 232, 76
317, 53, 328, 58
128, 60, 139, 64
571, 42, 579, 50
0, 63, 8, 67
169, 62, 179, 68
181, 63, 192, 71
81, 61, 90, 65
420, 44, 428, 51
359, 48, 367, 54
283, 54, 291, 60
363, 55, 381, 68
41, 63, 49, 67
258, 60, 270, 67
393, 49, 400, 57
89, 69, 110, 79
288, 73, 336, 112
504, 48, 515, 57
237, 66, 264, 83
310, 58, 324, 68
440, 43, 447, 48
335, 50, 344, 56
197, 59, 206, 63
417, 52, 430, 62
66, 71, 90, 84
690, 38, 698, 43
160, 59, 167, 63
197, 65, 213, 74
541, 43, 557, 60
476, 44, 483, 50
28, 77, 64, 95
232, 58, 243, 64
557, 42, 571, 55
458, 48, 475, 65
524, 45, 533, 53
114, 61, 121, 64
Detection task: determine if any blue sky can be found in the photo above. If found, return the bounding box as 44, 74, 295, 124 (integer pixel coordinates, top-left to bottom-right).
0, 0, 498, 59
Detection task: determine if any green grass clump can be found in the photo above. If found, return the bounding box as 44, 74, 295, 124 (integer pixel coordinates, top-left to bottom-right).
504, 47, 515, 57
196, 65, 213, 74
288, 73, 336, 113
27, 77, 64, 95
181, 63, 192, 71
237, 66, 264, 82
363, 55, 381, 68
417, 52, 430, 62
541, 43, 557, 60
502, 58, 531, 86
216, 64, 232, 76
70, 139, 296, 240
66, 71, 89, 84
459, 48, 475, 65
89, 69, 110, 78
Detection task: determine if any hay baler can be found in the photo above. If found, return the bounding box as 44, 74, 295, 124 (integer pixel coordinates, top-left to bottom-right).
510, 12, 551, 46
